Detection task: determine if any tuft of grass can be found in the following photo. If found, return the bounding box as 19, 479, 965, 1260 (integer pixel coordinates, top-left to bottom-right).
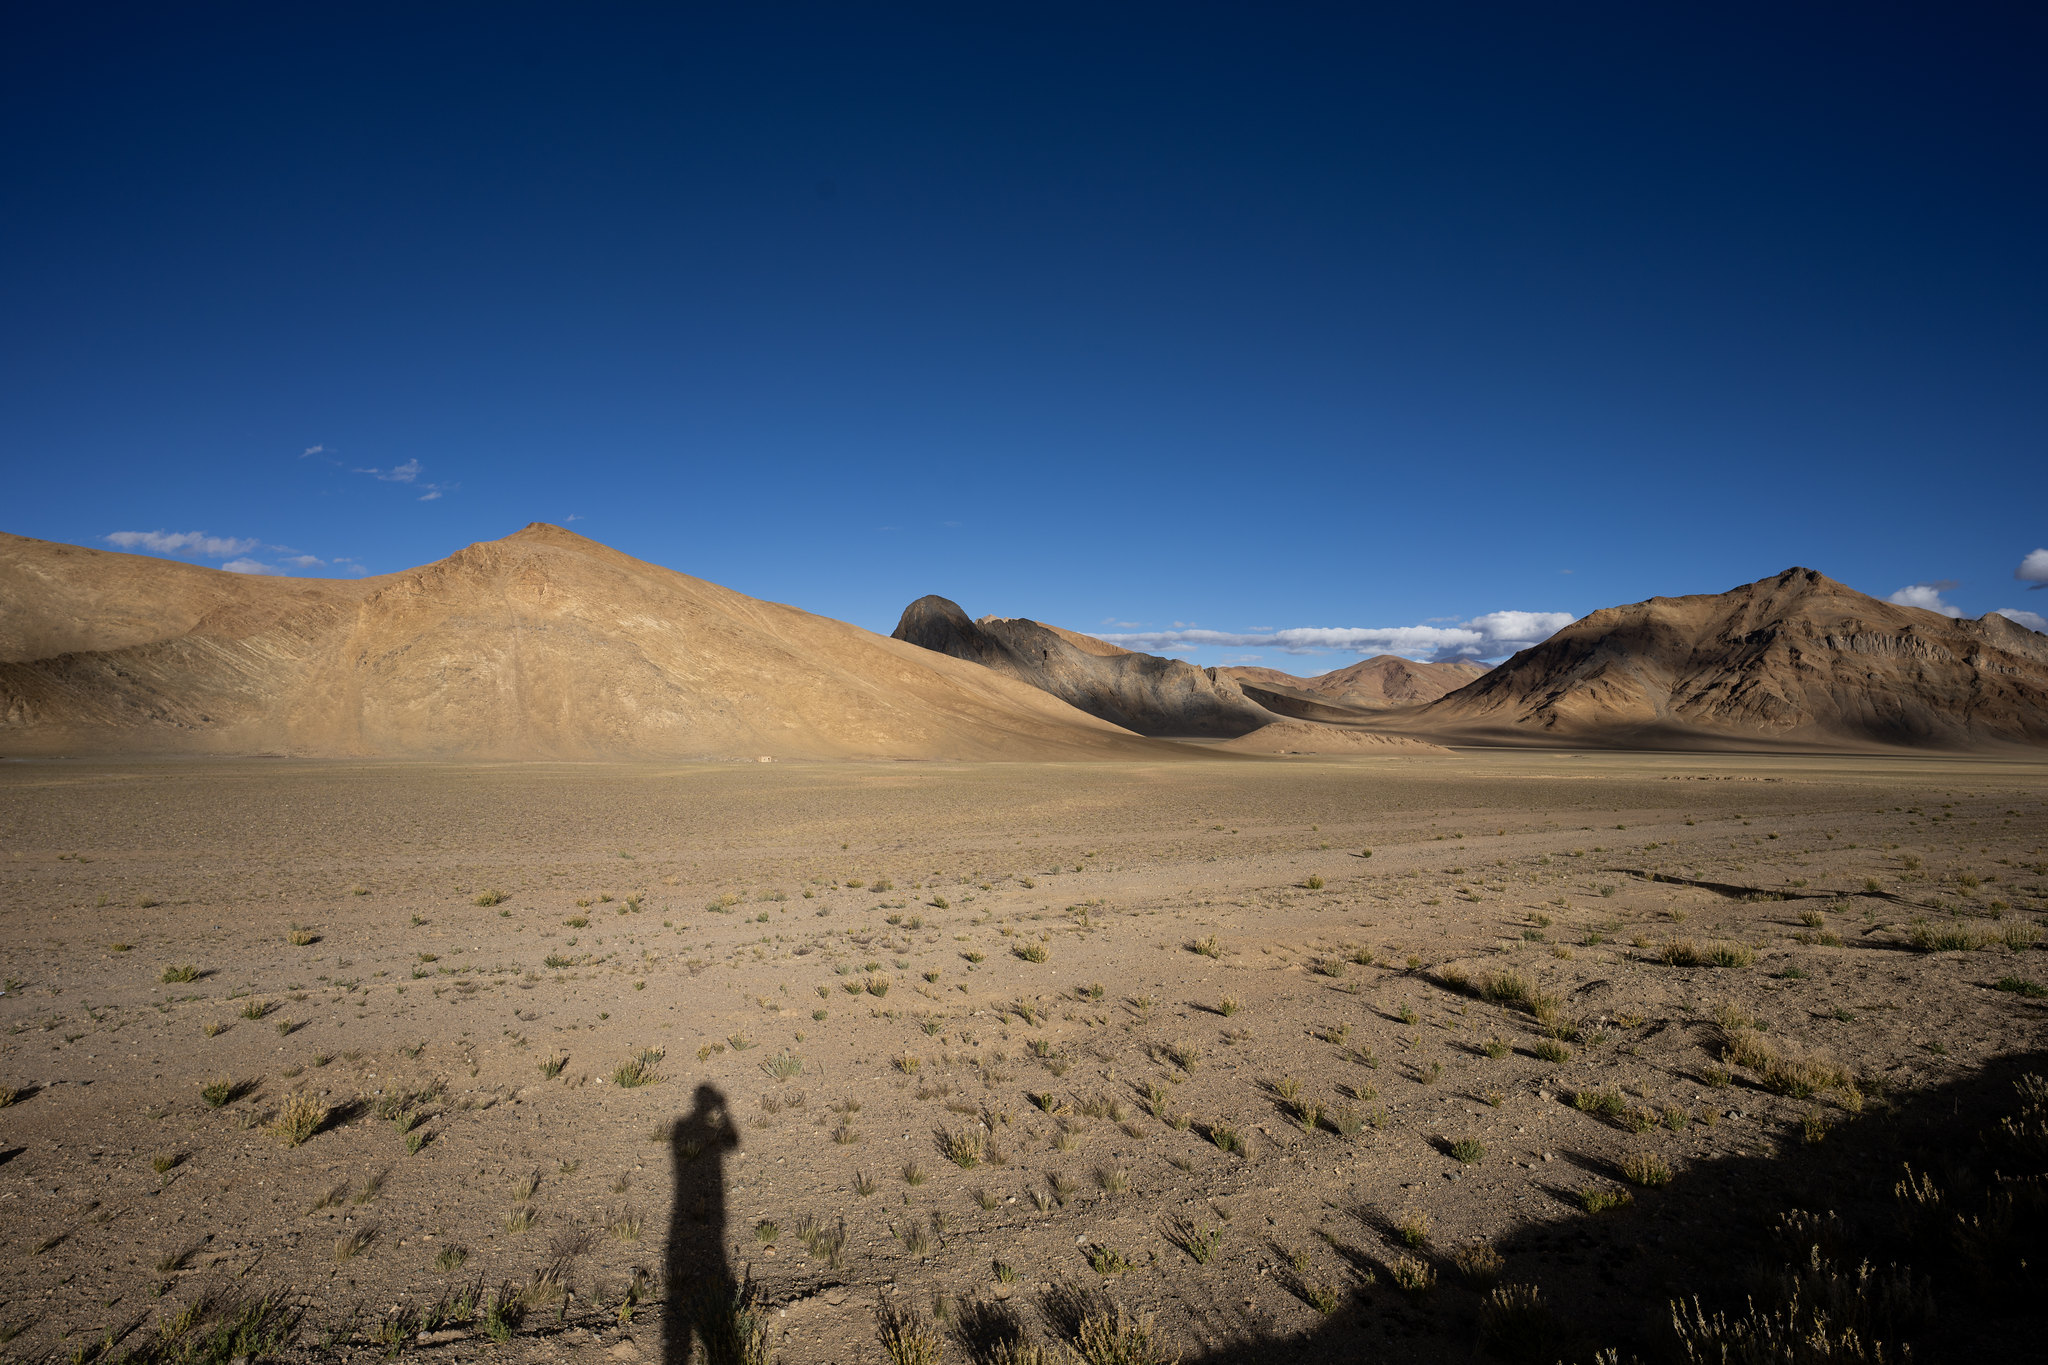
612, 1048, 664, 1088
473, 890, 506, 906
940, 1128, 985, 1168
1578, 1185, 1633, 1213
270, 1090, 327, 1146
1086, 1244, 1131, 1275
1447, 1136, 1486, 1164
1166, 1216, 1224, 1264
161, 964, 200, 983
1573, 1087, 1627, 1120
1620, 1150, 1672, 1186
1478, 970, 1535, 1007
1069, 1302, 1173, 1365
1533, 1038, 1571, 1064
877, 1301, 944, 1365
1453, 1240, 1505, 1287
334, 1224, 378, 1261
1389, 1255, 1436, 1296
1707, 941, 1756, 968
540, 1053, 568, 1079
1015, 941, 1050, 964
1480, 1283, 1564, 1362
1995, 976, 2046, 998
1909, 924, 1991, 952
1189, 934, 1222, 958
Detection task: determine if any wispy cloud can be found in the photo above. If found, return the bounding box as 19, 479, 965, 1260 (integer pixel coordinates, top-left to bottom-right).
348, 456, 453, 501
1094, 609, 1576, 662
1995, 607, 2047, 633
105, 530, 260, 557
2018, 549, 2048, 589
301, 444, 325, 457
1888, 581, 1963, 617
354, 457, 422, 483
105, 529, 368, 577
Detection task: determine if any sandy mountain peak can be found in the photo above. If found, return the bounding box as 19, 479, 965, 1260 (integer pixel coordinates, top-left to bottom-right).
1415, 566, 2048, 750
0, 528, 1155, 761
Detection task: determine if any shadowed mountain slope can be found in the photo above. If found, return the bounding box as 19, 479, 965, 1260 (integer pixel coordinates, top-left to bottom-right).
1408, 567, 2048, 750
890, 595, 1284, 738
0, 526, 1158, 760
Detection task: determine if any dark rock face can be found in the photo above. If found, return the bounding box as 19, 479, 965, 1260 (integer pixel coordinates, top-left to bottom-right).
891, 596, 1282, 738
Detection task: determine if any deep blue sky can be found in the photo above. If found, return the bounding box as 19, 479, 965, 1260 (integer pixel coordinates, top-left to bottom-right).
5, 3, 2044, 664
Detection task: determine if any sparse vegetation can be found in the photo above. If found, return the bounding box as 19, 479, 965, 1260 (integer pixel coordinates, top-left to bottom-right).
270, 1090, 327, 1146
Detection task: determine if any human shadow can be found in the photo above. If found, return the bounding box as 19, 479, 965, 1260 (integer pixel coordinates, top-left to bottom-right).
662, 1083, 742, 1365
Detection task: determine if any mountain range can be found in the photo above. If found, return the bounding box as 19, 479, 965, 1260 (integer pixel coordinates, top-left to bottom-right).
3, 527, 2042, 758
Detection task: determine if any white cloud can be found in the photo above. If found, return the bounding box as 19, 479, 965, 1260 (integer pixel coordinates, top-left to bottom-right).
352, 458, 423, 484
1095, 610, 1576, 662
302, 444, 325, 457
105, 530, 260, 558
1888, 581, 1963, 617
349, 456, 453, 500
2018, 548, 2048, 588
220, 558, 284, 576
283, 554, 325, 568
1995, 607, 2048, 633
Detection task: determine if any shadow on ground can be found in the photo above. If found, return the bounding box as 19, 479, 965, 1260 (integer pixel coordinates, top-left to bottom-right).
943, 1045, 2048, 1365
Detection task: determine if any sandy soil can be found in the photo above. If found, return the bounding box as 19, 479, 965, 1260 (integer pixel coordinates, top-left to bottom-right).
1, 751, 2044, 1364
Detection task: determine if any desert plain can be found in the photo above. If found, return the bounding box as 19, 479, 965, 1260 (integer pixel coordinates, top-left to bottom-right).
1, 749, 2044, 1364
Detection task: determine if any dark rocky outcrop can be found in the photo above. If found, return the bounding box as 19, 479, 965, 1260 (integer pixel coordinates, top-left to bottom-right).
891, 595, 1285, 738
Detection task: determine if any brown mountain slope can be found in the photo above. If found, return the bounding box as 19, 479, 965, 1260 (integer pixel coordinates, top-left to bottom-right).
0, 526, 1158, 760
891, 596, 1281, 737
1220, 655, 1490, 711
1406, 567, 2048, 750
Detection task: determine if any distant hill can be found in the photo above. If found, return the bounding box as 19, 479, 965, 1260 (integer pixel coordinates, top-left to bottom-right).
891, 596, 1285, 737
1409, 567, 2048, 750
1219, 656, 1489, 712
0, 526, 1156, 760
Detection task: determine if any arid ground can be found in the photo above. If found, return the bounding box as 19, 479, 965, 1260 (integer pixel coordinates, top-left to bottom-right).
2, 751, 2044, 1364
